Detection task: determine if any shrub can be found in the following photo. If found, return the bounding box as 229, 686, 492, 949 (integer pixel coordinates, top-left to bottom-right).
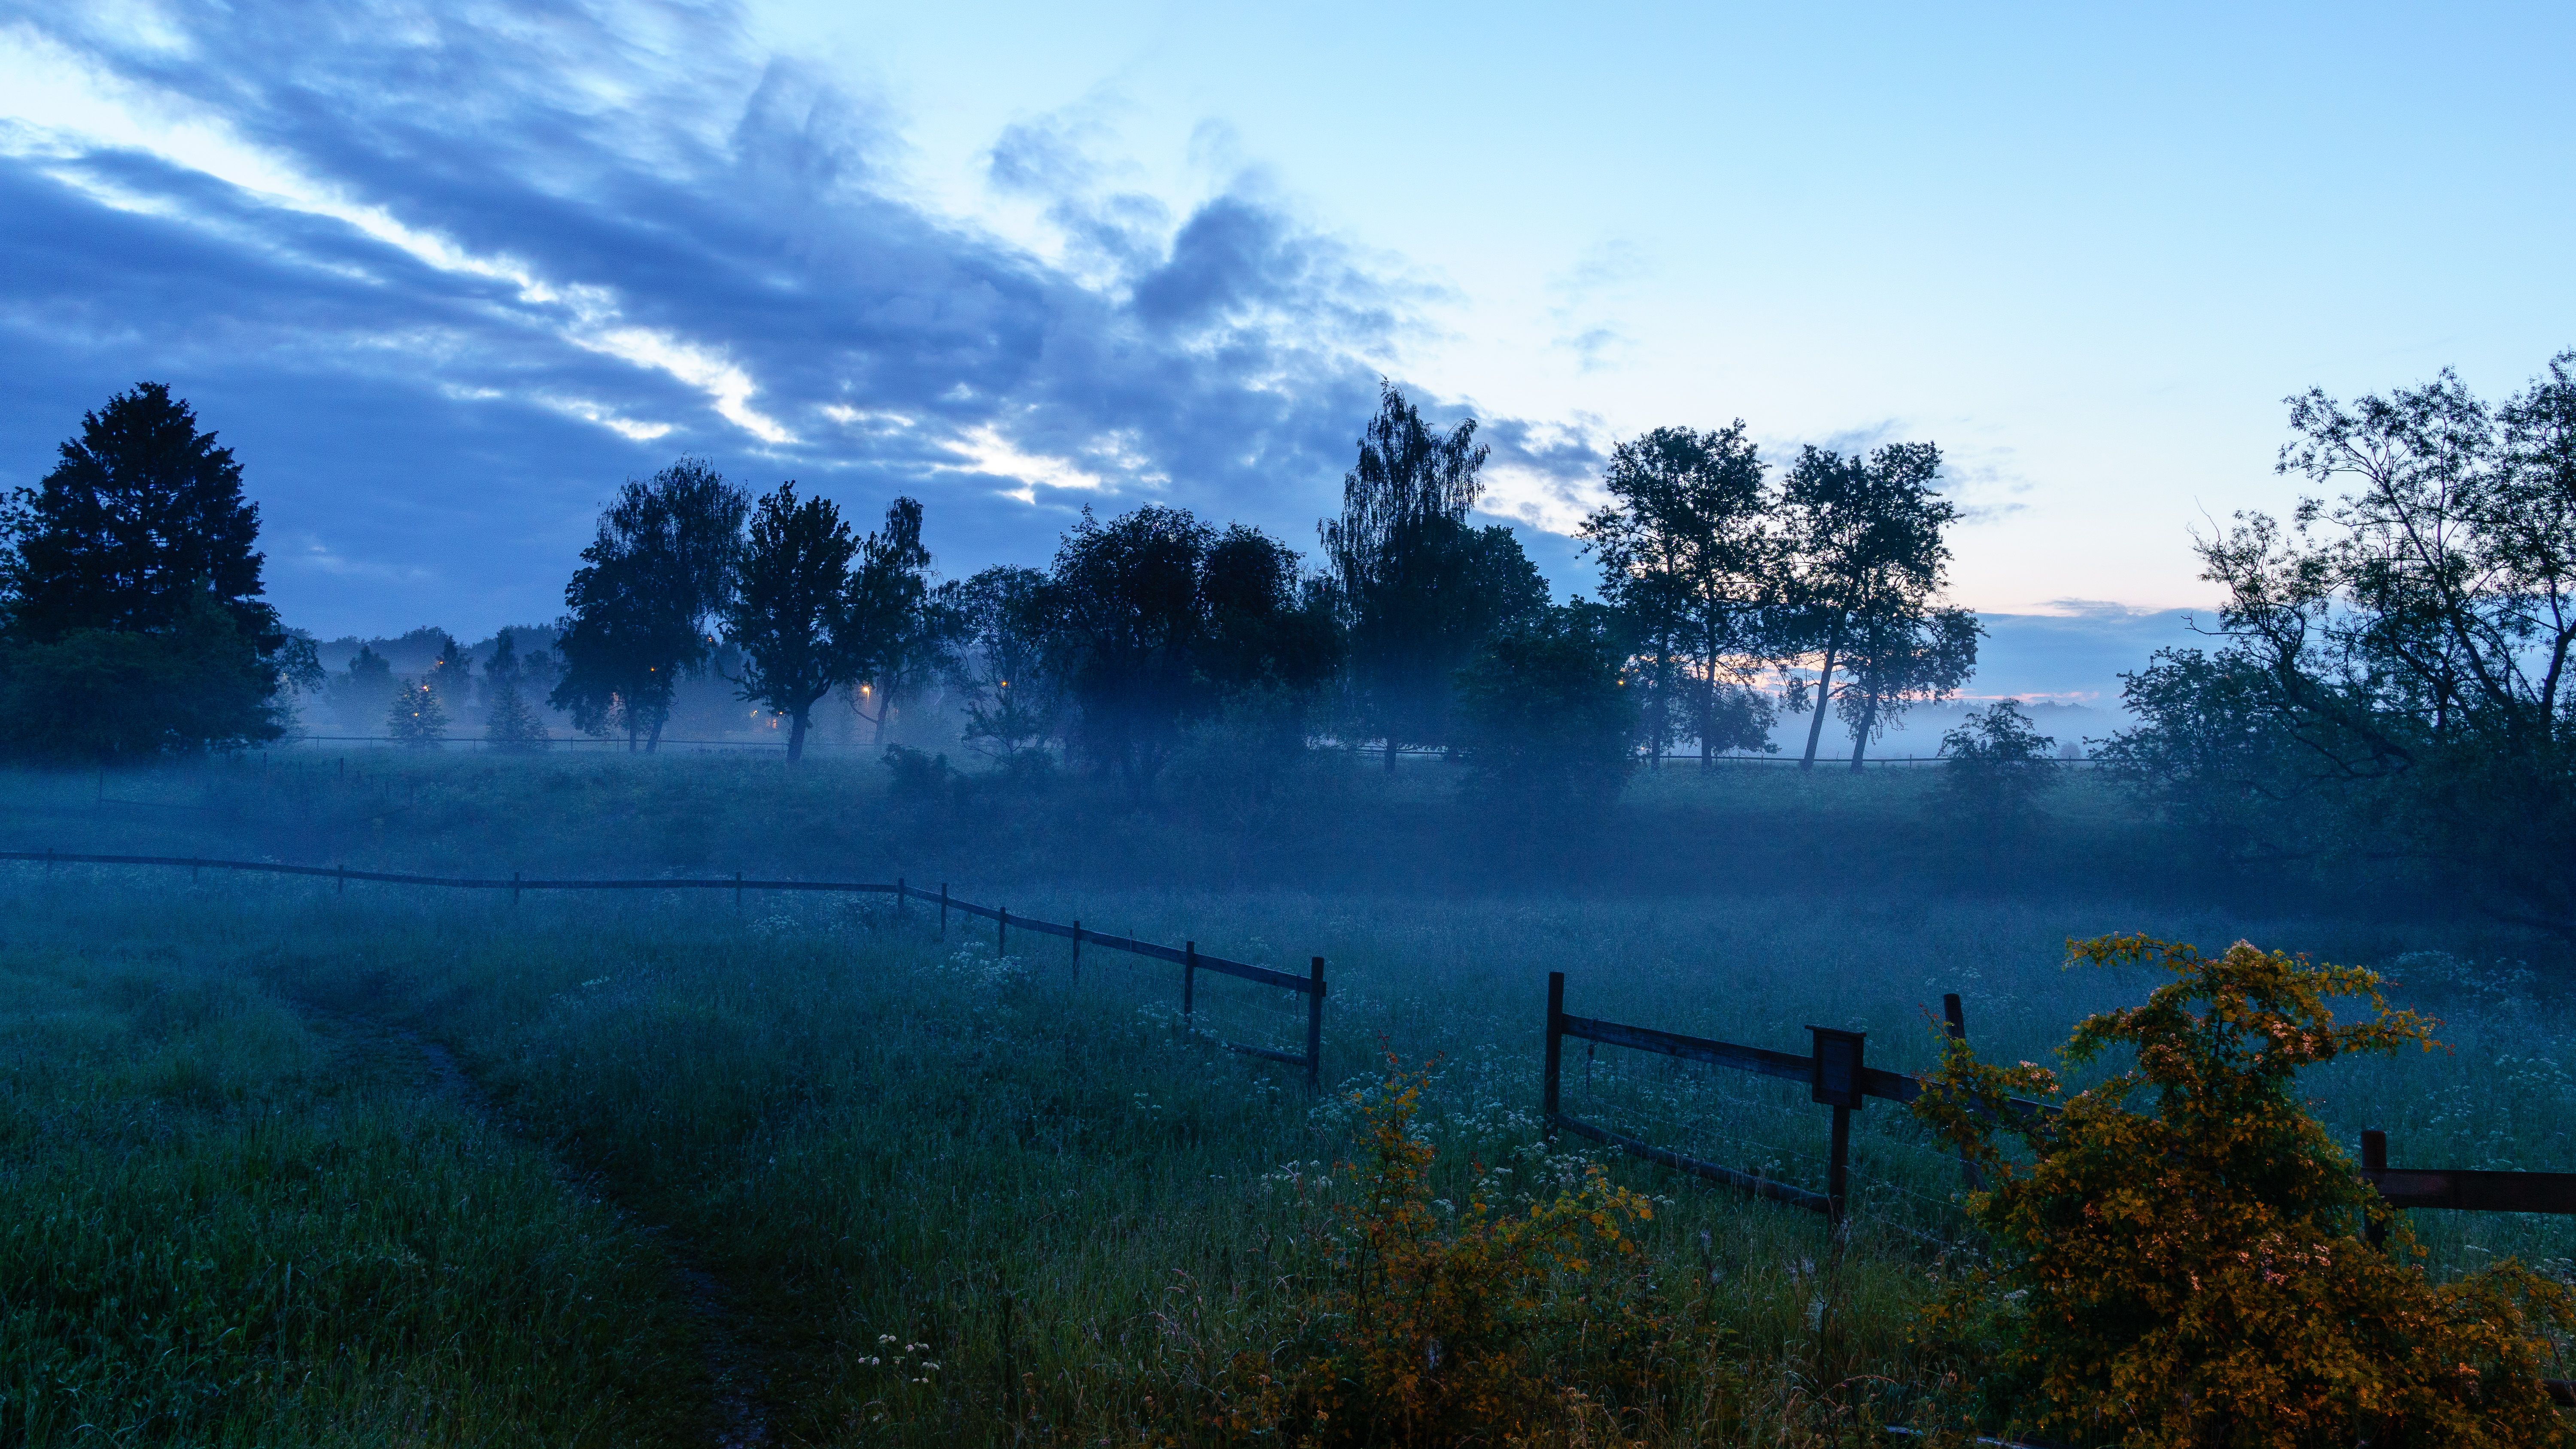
385, 677, 447, 747
1243, 1058, 1696, 1447
1912, 935, 2576, 1448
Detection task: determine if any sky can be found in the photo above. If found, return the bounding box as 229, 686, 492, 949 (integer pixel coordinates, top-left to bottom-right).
3, 1, 2570, 702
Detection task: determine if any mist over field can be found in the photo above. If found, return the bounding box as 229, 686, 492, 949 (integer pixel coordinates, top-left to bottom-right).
9, 3, 2576, 1445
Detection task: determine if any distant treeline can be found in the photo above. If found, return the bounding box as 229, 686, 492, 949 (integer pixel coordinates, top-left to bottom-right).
5, 354, 2575, 933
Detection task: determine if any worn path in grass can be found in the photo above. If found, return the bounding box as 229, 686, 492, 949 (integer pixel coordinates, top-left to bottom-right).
307, 1006, 782, 1449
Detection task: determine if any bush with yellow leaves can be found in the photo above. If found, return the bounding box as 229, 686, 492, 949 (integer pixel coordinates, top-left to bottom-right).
1240, 1057, 1702, 1448
1912, 935, 2575, 1448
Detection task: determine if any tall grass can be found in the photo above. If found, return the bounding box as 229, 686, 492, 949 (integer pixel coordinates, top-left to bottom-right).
10, 830, 2566, 1433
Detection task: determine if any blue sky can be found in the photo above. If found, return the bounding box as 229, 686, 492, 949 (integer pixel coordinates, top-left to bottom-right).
3, 1, 2569, 702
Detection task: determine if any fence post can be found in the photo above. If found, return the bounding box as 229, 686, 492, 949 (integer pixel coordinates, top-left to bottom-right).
336, 863, 346, 896
939, 883, 948, 940
1543, 971, 1565, 1119
45, 847, 53, 875
1072, 920, 1081, 984
1306, 956, 1326, 1090
1183, 941, 1197, 1028
897, 878, 905, 921
1942, 992, 1983, 1192
2363, 1128, 2389, 1251
1808, 1027, 1867, 1231
1827, 1105, 1853, 1230
999, 905, 1008, 958
512, 872, 521, 907
735, 871, 743, 911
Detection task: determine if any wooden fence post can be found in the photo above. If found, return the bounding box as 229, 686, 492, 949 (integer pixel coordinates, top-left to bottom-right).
1306, 956, 1326, 1090
2364, 1128, 2389, 1251
1182, 941, 1197, 1027
1543, 971, 1565, 1119
734, 871, 743, 911
1809, 1027, 1867, 1231
1826, 1104, 1853, 1230
1943, 992, 1983, 1192
512, 872, 521, 907
336, 863, 346, 896
1071, 920, 1081, 984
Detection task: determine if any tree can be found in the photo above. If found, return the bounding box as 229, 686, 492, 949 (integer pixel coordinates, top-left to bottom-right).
1937, 698, 2060, 839
1321, 383, 1547, 768
0, 383, 306, 757
331, 644, 395, 732
1777, 442, 1974, 768
480, 630, 548, 751
1581, 423, 1781, 764
386, 677, 447, 747
724, 482, 860, 762
944, 566, 1057, 762
1044, 505, 1216, 792
424, 633, 472, 714
551, 459, 748, 751
1452, 601, 1638, 817
843, 498, 940, 747
2092, 647, 2320, 863
2173, 352, 2576, 931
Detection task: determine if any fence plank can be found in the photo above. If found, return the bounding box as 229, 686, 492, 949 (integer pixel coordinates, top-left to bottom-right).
1550, 1112, 1832, 1214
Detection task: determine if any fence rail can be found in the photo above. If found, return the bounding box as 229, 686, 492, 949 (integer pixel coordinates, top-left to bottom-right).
2, 851, 1327, 1085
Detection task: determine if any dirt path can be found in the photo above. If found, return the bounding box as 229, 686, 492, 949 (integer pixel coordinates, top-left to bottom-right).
329, 1013, 781, 1448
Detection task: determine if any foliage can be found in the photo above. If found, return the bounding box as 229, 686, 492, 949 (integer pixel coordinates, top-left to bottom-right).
1453, 601, 1640, 818
843, 496, 942, 746
943, 565, 1059, 761
0, 384, 306, 756
1912, 935, 2576, 1448
1253, 1058, 1683, 1448
1777, 442, 1972, 767
0, 595, 294, 759
386, 676, 448, 747
1321, 383, 1548, 764
2092, 647, 2323, 861
1936, 699, 2061, 838
1581, 422, 1783, 762
482, 677, 549, 750
2172, 352, 2576, 932
1044, 506, 1337, 793
551, 459, 748, 751
724, 482, 862, 761
330, 642, 396, 730
423, 632, 471, 711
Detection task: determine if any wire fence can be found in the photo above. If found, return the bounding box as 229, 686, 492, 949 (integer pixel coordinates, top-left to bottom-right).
0, 850, 1328, 1085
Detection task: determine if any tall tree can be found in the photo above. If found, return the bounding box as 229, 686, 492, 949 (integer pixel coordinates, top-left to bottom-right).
0, 383, 310, 758
944, 566, 1058, 762
1581, 423, 1782, 764
480, 630, 548, 751
386, 677, 447, 748
2169, 352, 2576, 932
1778, 442, 1972, 768
551, 459, 748, 752
724, 482, 860, 762
844, 498, 940, 747
1321, 383, 1547, 767
1833, 605, 1982, 766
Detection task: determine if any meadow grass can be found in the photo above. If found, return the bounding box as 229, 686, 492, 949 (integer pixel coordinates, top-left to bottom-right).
3, 755, 2570, 1443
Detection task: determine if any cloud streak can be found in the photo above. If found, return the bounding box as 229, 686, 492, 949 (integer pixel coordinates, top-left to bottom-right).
0, 0, 1452, 634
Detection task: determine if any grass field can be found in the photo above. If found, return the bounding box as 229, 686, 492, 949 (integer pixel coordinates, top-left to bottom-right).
4, 754, 2570, 1444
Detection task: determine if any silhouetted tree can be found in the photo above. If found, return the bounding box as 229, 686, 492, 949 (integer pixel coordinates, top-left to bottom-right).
331, 644, 395, 732
945, 565, 1058, 762
1834, 605, 1982, 765
386, 677, 447, 747
479, 630, 547, 751
0, 383, 310, 757
844, 498, 939, 747
1938, 698, 2060, 838
1778, 442, 1973, 768
1453, 601, 1638, 817
725, 482, 860, 762
1581, 423, 1782, 763
1321, 384, 1547, 768
552, 459, 748, 751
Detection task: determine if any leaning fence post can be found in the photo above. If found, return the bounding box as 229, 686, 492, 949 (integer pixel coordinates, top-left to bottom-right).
1305, 956, 1326, 1090
1543, 971, 1565, 1120
2363, 1128, 2390, 1251
1182, 941, 1197, 1027
1942, 992, 1983, 1192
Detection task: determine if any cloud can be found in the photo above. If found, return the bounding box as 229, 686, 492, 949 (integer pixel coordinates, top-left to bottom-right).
0, 0, 1455, 635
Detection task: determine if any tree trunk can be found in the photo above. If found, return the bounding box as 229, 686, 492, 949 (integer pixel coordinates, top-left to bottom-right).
1849, 685, 1877, 771
1385, 736, 1399, 772
871, 686, 893, 747
1800, 635, 1840, 770
787, 708, 809, 763
646, 714, 664, 753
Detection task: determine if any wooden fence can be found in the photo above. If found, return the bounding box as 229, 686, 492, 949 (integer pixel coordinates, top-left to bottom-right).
0, 850, 1328, 1086
1545, 970, 2576, 1238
